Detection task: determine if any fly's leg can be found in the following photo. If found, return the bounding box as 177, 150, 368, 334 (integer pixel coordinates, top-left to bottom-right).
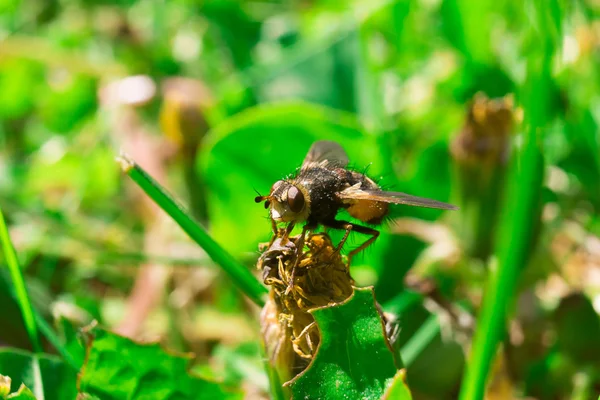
265, 218, 279, 248
280, 222, 295, 245
285, 224, 311, 293
271, 218, 278, 235
323, 219, 380, 265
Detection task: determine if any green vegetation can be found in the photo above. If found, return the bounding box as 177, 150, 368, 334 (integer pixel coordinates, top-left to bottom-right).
1, 0, 599, 399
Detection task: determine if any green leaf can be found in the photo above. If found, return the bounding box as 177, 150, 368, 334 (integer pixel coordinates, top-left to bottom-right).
78, 327, 242, 400
381, 370, 412, 400
200, 102, 383, 257
287, 287, 400, 400
0, 349, 77, 400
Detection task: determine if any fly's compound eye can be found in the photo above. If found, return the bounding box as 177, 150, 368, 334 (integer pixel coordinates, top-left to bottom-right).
287, 186, 305, 213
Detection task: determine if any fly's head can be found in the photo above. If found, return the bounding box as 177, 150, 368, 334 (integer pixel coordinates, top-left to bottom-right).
255, 180, 310, 223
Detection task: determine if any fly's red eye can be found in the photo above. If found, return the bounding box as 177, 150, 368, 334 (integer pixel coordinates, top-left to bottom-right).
287, 186, 305, 213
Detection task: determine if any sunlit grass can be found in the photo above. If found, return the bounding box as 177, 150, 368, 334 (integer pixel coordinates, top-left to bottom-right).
117, 153, 268, 307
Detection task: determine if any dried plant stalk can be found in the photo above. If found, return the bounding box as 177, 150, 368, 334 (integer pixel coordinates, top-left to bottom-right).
450, 93, 516, 260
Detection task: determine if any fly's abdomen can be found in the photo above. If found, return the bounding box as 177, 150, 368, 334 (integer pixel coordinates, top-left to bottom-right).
344, 171, 389, 224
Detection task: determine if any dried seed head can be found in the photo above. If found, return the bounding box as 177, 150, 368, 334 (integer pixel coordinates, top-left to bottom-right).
258, 231, 401, 381
451, 93, 515, 166
258, 232, 354, 377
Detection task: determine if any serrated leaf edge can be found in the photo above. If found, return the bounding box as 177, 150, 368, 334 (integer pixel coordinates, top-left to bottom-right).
283, 286, 399, 389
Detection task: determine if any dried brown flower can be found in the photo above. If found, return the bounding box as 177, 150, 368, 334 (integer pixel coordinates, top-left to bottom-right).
450, 92, 515, 167
258, 231, 399, 382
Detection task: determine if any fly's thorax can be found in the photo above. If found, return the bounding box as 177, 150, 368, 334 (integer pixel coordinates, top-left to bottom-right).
269, 180, 311, 223
347, 170, 381, 191
295, 167, 348, 223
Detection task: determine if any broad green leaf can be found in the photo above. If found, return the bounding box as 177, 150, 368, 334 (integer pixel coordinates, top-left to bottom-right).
199, 102, 383, 256
287, 287, 400, 400
381, 370, 412, 400
78, 328, 242, 400
0, 349, 77, 400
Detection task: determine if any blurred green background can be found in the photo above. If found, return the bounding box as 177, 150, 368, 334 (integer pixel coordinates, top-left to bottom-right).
1, 0, 599, 398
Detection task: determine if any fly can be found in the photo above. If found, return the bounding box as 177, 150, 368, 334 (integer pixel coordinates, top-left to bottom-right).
255, 140, 458, 286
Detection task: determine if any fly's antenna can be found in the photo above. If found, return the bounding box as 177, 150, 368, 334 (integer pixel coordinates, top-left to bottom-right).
253, 187, 263, 201
254, 188, 267, 203
254, 188, 272, 209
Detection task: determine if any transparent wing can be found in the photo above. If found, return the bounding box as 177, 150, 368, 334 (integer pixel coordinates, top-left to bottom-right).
338, 187, 458, 210
301, 141, 349, 170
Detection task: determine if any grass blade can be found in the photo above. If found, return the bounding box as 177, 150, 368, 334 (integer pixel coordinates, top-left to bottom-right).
4, 280, 80, 369
34, 312, 79, 370
117, 153, 268, 307
459, 1, 557, 398
0, 207, 42, 353
400, 314, 440, 367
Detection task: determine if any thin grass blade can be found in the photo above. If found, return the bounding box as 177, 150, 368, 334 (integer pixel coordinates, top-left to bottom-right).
0, 207, 42, 353
117, 154, 268, 307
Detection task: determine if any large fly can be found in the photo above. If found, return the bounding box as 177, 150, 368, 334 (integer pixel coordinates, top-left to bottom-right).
255, 140, 458, 286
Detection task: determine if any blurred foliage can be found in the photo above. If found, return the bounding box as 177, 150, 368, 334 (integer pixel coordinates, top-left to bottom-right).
0, 0, 599, 398
78, 327, 242, 399
0, 349, 76, 399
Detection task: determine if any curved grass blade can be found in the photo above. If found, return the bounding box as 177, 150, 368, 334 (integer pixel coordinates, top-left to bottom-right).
117, 153, 267, 307
0, 207, 42, 354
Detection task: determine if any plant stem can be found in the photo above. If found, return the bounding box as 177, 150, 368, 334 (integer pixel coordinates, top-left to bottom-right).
459, 1, 556, 398
117, 153, 268, 307
262, 343, 286, 400
0, 207, 42, 353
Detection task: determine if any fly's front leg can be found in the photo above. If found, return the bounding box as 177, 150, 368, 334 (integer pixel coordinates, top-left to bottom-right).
323, 219, 380, 265
265, 218, 279, 248
286, 224, 312, 292
271, 218, 278, 236
281, 222, 295, 245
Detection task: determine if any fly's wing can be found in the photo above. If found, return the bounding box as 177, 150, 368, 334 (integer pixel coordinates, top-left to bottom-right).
301, 141, 349, 171
338, 186, 458, 210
